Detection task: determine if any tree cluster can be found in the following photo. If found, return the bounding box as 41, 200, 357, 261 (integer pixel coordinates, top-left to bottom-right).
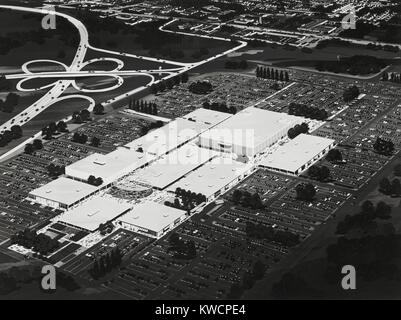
232, 190, 264, 210
93, 104, 105, 115
42, 121, 68, 140
88, 175, 103, 187
165, 188, 207, 212
11, 229, 59, 256
168, 233, 197, 260
326, 149, 343, 162
188, 81, 213, 95
24, 139, 43, 155
0, 125, 22, 148
0, 93, 20, 113
316, 55, 386, 76
89, 248, 123, 280
287, 122, 309, 139
202, 101, 237, 115
343, 85, 360, 102
140, 120, 164, 136
245, 222, 300, 247
295, 183, 316, 202
72, 109, 91, 124
336, 200, 393, 235
72, 132, 88, 144
308, 165, 331, 182
373, 137, 394, 156
47, 164, 65, 178
288, 102, 328, 120
379, 177, 401, 197
256, 66, 290, 82
150, 73, 188, 94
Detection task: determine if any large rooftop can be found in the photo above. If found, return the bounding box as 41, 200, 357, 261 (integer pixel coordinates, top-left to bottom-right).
65, 148, 151, 184
118, 202, 185, 233
180, 108, 232, 126
260, 134, 335, 173
128, 143, 220, 189
168, 157, 250, 198
200, 107, 303, 147
59, 196, 132, 231
29, 177, 98, 207
125, 118, 210, 156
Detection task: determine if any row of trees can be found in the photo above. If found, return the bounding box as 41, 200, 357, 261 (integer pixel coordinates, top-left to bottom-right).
89, 248, 123, 280
0, 93, 19, 113
373, 137, 394, 156
343, 85, 360, 102
150, 73, 189, 95
202, 101, 237, 115
168, 233, 197, 260
337, 200, 393, 235
245, 222, 300, 247
88, 175, 103, 187
379, 178, 401, 197
24, 139, 43, 155
128, 99, 158, 115
256, 66, 290, 82
381, 71, 401, 83
165, 188, 207, 211
232, 190, 264, 210
0, 125, 23, 148
316, 55, 386, 76
308, 165, 331, 182
11, 229, 59, 256
288, 103, 328, 121
288, 123, 309, 139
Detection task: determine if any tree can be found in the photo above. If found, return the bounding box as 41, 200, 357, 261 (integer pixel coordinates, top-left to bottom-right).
57, 121, 68, 133
232, 190, 242, 204
10, 125, 22, 139
91, 137, 101, 148
375, 201, 392, 219
32, 139, 43, 150
93, 104, 104, 115
326, 149, 343, 162
295, 183, 316, 202
391, 179, 401, 197
373, 137, 394, 156
394, 164, 401, 177
379, 178, 392, 195
24, 143, 34, 155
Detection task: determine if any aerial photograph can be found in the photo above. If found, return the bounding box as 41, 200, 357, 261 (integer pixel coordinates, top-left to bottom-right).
0, 0, 400, 306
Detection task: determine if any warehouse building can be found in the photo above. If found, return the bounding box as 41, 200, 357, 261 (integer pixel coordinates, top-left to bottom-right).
58, 196, 132, 232
28, 177, 99, 210
198, 107, 303, 158
117, 202, 186, 238
259, 134, 335, 175
65, 147, 152, 185
168, 156, 253, 202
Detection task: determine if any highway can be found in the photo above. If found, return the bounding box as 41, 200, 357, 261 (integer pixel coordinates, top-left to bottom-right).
0, 5, 248, 141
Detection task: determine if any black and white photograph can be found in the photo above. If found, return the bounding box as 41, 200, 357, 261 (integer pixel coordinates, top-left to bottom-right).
0, 0, 400, 305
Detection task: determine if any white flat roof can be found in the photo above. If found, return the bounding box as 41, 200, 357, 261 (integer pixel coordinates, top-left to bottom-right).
260, 134, 335, 173
125, 118, 210, 156
200, 107, 303, 147
168, 157, 249, 198
181, 108, 232, 126
65, 148, 151, 184
59, 196, 132, 231
119, 202, 185, 233
129, 144, 220, 189
29, 177, 98, 207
